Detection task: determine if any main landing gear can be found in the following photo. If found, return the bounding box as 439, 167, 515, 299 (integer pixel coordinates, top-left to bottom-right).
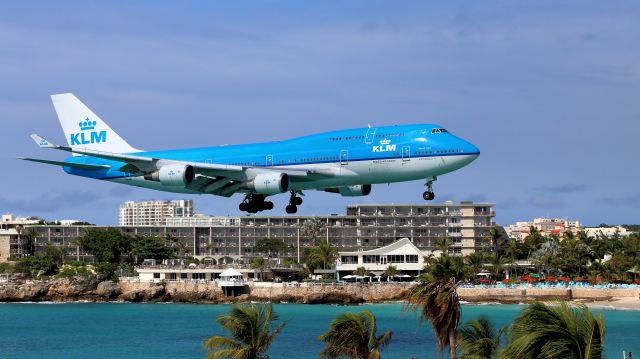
239, 194, 274, 214
423, 176, 437, 201
285, 191, 303, 214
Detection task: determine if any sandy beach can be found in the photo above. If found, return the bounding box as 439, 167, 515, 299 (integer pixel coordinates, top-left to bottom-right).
584, 296, 640, 310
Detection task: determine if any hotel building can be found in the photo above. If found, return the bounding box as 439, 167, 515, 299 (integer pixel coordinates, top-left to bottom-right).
1, 202, 495, 263
119, 200, 194, 226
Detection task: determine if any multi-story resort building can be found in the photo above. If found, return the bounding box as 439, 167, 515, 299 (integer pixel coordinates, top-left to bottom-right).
584, 226, 630, 238
119, 200, 194, 226
0, 202, 495, 264
505, 217, 582, 242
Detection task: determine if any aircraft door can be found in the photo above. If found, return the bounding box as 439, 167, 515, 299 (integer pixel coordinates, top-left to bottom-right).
402, 146, 411, 162
365, 128, 377, 144
340, 150, 348, 165
266, 155, 273, 167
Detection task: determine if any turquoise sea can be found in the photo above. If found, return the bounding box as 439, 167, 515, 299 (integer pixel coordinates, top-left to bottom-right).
0, 303, 638, 358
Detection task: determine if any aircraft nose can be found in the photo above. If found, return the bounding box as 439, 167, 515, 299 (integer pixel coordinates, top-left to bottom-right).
456, 139, 480, 167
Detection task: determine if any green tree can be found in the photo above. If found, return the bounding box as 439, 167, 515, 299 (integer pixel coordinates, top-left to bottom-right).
503, 301, 605, 359
354, 266, 368, 277
129, 235, 175, 265
407, 255, 463, 359
250, 257, 267, 281
464, 252, 485, 278
318, 310, 392, 359
254, 238, 288, 258
304, 241, 338, 271
203, 303, 286, 359
488, 254, 506, 281
435, 237, 452, 254
456, 316, 503, 359
76, 228, 130, 264
383, 265, 398, 281
301, 217, 326, 243
15, 244, 65, 278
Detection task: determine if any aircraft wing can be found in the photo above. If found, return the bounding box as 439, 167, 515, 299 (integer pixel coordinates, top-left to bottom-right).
29, 134, 335, 197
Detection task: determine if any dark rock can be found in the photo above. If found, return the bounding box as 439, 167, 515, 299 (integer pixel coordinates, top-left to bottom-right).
95, 281, 121, 299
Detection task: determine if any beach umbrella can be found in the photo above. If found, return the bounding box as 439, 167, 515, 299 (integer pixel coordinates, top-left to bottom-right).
342, 275, 355, 279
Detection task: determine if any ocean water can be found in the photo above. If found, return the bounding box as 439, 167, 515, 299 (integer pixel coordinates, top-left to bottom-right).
0, 303, 638, 358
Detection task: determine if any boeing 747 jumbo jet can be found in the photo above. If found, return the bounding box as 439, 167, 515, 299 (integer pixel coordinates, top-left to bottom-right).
23, 94, 480, 214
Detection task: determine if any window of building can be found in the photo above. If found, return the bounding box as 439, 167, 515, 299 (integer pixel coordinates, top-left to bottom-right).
153, 273, 160, 279
406, 255, 418, 263
388, 254, 404, 263
363, 255, 379, 263
341, 256, 358, 264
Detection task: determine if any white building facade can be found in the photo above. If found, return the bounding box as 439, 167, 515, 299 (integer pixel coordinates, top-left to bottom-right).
505, 217, 582, 242
119, 200, 194, 226
336, 238, 431, 278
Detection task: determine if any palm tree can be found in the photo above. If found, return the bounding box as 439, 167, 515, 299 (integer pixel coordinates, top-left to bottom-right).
435, 237, 452, 254
250, 257, 267, 281
203, 303, 286, 359
488, 254, 506, 281
353, 266, 369, 283
503, 301, 606, 359
464, 252, 485, 278
318, 310, 392, 359
302, 217, 327, 243
306, 241, 338, 270
383, 265, 398, 282
485, 227, 503, 253
406, 255, 463, 359
456, 316, 503, 359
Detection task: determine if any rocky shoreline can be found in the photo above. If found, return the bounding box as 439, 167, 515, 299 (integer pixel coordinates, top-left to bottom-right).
1, 278, 638, 307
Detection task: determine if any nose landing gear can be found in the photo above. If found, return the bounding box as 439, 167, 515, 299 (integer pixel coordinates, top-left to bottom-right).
286, 191, 303, 214
423, 176, 437, 201
239, 194, 273, 213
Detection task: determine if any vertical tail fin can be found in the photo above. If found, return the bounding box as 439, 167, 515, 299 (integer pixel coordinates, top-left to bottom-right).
51, 93, 138, 154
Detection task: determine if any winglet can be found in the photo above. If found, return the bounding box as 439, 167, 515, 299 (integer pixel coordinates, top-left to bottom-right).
30, 134, 57, 148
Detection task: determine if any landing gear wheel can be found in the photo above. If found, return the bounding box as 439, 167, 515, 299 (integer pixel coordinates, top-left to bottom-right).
239, 194, 272, 213
293, 197, 303, 206
423, 176, 437, 201
285, 205, 298, 214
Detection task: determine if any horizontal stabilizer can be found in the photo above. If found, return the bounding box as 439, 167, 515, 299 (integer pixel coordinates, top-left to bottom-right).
30, 134, 56, 148
19, 157, 110, 171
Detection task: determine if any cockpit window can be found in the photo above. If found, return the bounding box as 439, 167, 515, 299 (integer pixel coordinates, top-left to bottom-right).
431, 128, 448, 134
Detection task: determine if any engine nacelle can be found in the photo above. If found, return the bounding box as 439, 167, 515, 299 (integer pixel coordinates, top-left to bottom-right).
144, 165, 195, 187
325, 184, 372, 197
244, 173, 289, 195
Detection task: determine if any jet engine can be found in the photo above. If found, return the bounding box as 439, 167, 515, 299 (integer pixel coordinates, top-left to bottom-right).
325, 184, 372, 197
244, 173, 289, 195
144, 164, 195, 187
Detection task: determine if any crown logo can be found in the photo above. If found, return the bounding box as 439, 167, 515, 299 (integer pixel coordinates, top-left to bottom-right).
78, 117, 97, 131
380, 138, 391, 145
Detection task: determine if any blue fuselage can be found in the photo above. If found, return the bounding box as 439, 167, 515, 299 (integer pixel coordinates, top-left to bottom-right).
63, 124, 479, 193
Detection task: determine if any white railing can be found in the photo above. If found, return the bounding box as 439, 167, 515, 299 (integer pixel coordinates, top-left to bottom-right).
219, 279, 245, 286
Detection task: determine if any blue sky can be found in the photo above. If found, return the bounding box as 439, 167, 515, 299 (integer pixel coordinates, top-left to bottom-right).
1, 1, 638, 226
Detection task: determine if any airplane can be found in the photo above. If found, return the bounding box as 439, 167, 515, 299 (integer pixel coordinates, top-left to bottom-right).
22, 93, 480, 214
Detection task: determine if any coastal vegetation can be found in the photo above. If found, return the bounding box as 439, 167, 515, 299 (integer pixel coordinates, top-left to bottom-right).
203, 303, 287, 359
317, 310, 392, 359
407, 254, 463, 359
503, 301, 605, 359
76, 228, 175, 280
456, 316, 503, 359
